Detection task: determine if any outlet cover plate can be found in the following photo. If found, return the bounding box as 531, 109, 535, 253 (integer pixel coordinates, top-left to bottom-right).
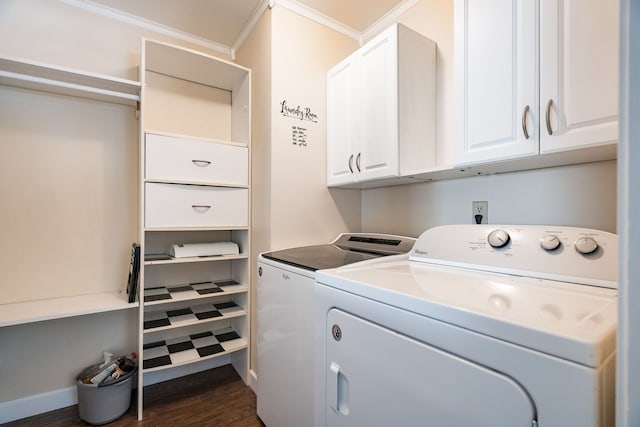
472, 201, 488, 224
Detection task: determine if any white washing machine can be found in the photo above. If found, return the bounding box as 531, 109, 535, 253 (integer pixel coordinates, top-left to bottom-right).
314, 225, 617, 427
256, 233, 415, 427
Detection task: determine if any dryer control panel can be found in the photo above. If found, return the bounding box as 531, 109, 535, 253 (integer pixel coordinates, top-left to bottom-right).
410, 225, 617, 288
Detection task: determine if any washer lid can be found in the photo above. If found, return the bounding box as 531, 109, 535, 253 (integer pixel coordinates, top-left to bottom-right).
316, 259, 617, 368
261, 244, 382, 271
261, 233, 416, 272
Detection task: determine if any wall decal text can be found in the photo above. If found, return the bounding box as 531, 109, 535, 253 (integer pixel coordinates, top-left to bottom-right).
280, 100, 318, 123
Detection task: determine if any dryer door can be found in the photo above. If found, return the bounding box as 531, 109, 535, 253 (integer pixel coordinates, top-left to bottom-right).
324, 308, 536, 427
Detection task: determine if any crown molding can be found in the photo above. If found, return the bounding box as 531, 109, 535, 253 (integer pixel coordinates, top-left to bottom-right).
231, 0, 274, 60
362, 0, 420, 43
273, 0, 362, 42
57, 0, 419, 59
57, 0, 233, 58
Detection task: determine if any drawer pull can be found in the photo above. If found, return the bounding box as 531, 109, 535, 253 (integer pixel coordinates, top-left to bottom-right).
191, 205, 211, 212
192, 160, 212, 167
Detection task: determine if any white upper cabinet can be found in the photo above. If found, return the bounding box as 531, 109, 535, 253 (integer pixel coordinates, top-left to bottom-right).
357, 28, 399, 183
327, 24, 436, 188
327, 56, 357, 186
539, 0, 619, 153
455, 0, 618, 167
454, 0, 538, 165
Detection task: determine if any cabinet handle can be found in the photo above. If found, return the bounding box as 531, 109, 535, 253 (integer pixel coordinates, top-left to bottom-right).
545, 99, 554, 135
521, 105, 530, 139
355, 153, 361, 172
192, 160, 212, 167
348, 154, 354, 173
191, 205, 211, 211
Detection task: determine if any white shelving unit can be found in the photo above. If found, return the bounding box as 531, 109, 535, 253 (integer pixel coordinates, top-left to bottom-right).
0, 55, 140, 328
137, 39, 251, 419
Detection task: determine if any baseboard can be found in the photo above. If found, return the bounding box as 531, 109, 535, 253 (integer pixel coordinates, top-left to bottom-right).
0, 386, 77, 424
249, 368, 258, 393
1, 357, 239, 423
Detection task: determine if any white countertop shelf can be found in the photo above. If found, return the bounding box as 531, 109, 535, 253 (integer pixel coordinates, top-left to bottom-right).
142, 327, 247, 373
0, 292, 137, 328
0, 55, 140, 106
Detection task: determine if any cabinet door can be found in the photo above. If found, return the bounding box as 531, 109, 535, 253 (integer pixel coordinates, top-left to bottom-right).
539, 0, 619, 153
327, 56, 357, 186
454, 0, 538, 166
357, 28, 399, 181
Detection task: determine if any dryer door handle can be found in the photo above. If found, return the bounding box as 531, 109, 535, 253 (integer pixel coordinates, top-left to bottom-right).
329, 362, 349, 415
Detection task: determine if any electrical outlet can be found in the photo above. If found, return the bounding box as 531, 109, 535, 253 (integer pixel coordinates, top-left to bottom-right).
472, 201, 488, 224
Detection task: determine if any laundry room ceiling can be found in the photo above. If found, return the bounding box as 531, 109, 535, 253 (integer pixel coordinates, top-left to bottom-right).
89, 0, 406, 46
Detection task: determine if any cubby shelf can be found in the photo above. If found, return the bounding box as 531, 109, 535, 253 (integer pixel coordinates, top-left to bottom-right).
143, 301, 246, 333
144, 254, 249, 266
143, 282, 248, 307
142, 327, 247, 373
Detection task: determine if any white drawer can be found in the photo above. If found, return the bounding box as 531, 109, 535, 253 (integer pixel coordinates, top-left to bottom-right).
145, 183, 248, 228
145, 133, 248, 186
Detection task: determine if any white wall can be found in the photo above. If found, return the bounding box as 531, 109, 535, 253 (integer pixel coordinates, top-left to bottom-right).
269, 6, 361, 251
0, 311, 138, 403
235, 10, 272, 377
363, 161, 617, 237
236, 5, 361, 373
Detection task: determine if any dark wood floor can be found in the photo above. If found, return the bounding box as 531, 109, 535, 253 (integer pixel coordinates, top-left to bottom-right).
4, 365, 265, 426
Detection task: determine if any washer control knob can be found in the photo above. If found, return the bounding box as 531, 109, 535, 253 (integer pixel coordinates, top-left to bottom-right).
575, 237, 599, 255
540, 235, 561, 251
488, 229, 510, 248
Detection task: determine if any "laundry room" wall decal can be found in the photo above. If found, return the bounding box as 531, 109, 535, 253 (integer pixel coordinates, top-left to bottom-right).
279, 99, 318, 123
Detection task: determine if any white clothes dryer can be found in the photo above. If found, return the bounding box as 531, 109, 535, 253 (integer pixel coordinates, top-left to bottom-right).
314, 225, 617, 427
256, 233, 415, 427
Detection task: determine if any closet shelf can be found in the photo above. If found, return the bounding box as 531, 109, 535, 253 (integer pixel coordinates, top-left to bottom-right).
142, 327, 247, 373
143, 281, 247, 306
0, 55, 140, 106
143, 301, 245, 333
0, 292, 136, 328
